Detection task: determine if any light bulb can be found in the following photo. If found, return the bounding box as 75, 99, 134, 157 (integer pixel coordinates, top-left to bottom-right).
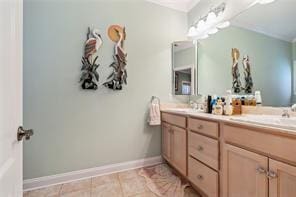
208, 28, 218, 35
258, 0, 275, 4
217, 21, 230, 29
197, 19, 206, 30
187, 26, 197, 37
199, 34, 209, 40
206, 11, 216, 24
217, 10, 224, 20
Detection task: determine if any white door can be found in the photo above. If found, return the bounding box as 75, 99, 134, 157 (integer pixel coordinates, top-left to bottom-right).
0, 0, 29, 196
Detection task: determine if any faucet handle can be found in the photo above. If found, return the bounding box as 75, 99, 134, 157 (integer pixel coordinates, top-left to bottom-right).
282, 109, 290, 118
291, 104, 296, 112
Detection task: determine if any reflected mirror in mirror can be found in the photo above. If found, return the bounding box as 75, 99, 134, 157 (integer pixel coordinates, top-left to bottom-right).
174, 66, 194, 95
172, 41, 197, 95
196, 0, 295, 107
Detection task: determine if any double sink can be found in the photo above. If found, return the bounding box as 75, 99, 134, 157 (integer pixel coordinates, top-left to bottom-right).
231, 114, 296, 130
164, 108, 296, 131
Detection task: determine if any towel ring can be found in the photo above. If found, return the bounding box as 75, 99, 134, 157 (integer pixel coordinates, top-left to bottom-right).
151, 96, 160, 104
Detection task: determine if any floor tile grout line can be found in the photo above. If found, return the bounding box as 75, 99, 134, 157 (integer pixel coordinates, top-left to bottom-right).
90, 176, 93, 197
117, 172, 125, 197
58, 183, 63, 196
25, 165, 181, 197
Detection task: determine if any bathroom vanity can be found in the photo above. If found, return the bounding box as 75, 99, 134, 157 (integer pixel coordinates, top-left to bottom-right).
161, 109, 296, 197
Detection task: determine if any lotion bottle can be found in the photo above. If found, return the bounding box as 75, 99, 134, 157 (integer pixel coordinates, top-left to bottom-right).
224, 90, 233, 115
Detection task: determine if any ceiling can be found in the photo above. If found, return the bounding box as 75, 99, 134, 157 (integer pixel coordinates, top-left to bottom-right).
145, 0, 201, 12
232, 0, 296, 42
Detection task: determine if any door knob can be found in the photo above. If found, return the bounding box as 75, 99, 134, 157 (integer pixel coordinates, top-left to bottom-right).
17, 126, 34, 141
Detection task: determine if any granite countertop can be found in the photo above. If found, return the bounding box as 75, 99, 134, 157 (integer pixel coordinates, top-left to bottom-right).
161, 108, 296, 137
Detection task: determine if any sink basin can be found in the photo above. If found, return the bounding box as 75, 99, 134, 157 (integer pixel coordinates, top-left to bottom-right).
231, 115, 296, 130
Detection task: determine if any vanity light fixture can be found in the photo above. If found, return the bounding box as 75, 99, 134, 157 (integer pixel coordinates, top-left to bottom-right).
208, 28, 218, 35
187, 2, 228, 40
206, 11, 217, 25
217, 21, 230, 29
197, 19, 206, 30
187, 26, 198, 37
200, 34, 209, 39
258, 0, 275, 4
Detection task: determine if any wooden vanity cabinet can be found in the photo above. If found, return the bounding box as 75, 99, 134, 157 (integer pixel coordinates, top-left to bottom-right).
269, 159, 296, 197
222, 144, 268, 197
171, 125, 187, 175
222, 123, 296, 197
162, 122, 171, 161
162, 111, 296, 197
161, 113, 187, 176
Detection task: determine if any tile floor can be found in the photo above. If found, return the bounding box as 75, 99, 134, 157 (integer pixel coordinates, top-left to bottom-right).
23, 167, 200, 197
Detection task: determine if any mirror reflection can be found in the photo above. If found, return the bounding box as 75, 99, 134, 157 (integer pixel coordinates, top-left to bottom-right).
196, 0, 295, 107
172, 41, 197, 95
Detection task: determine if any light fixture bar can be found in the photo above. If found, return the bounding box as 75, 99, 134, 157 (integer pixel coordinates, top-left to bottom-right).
192, 2, 226, 27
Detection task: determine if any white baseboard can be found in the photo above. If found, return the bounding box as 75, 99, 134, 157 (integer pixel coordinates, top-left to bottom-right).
23, 156, 163, 191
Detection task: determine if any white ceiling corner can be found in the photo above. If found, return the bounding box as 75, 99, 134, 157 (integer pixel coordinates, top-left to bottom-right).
145, 0, 201, 12
232, 0, 296, 42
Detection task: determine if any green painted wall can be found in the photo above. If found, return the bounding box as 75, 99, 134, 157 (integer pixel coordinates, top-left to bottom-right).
293, 42, 296, 60
23, 0, 187, 179
197, 26, 292, 106
174, 47, 195, 68
292, 42, 296, 101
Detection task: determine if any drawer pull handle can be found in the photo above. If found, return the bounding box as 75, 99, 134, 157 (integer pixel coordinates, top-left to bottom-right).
197, 145, 204, 151
256, 166, 266, 174
197, 125, 204, 130
267, 171, 278, 179
197, 174, 204, 180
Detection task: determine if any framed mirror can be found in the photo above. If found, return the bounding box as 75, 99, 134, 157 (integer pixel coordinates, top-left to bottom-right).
172, 41, 197, 95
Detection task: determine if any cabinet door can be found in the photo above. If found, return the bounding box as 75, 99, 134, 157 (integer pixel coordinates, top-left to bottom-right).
171, 125, 187, 176
162, 123, 172, 161
222, 144, 268, 197
269, 159, 296, 197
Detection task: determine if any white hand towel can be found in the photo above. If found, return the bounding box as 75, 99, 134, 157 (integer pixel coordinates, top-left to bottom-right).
149, 103, 161, 126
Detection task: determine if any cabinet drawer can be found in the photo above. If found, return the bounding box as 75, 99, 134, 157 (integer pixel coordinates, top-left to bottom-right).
224, 124, 296, 165
162, 113, 186, 128
188, 157, 218, 197
189, 131, 219, 170
188, 118, 219, 138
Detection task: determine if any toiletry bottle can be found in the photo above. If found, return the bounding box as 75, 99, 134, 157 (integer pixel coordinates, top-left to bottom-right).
225, 90, 233, 115
207, 95, 212, 114
255, 91, 262, 106
215, 98, 223, 115
211, 96, 217, 114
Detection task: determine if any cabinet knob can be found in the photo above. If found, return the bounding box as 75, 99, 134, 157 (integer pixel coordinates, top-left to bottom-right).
267, 171, 278, 179
197, 125, 204, 130
197, 174, 204, 180
256, 166, 266, 174
197, 145, 204, 151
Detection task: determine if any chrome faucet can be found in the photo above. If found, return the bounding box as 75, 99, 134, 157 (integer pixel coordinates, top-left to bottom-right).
189, 100, 198, 110
282, 109, 290, 118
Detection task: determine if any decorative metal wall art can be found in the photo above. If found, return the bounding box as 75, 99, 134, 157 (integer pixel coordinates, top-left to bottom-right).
104, 25, 127, 90
80, 27, 103, 90
242, 55, 253, 93
231, 49, 254, 94
231, 48, 242, 93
